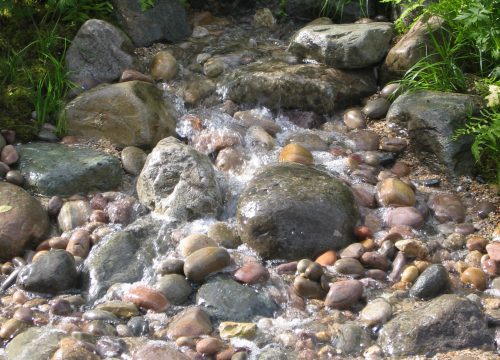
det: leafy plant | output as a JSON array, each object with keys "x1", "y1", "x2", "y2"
[{"x1": 320, "y1": 0, "x2": 370, "y2": 20}]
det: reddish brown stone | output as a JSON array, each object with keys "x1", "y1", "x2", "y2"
[{"x1": 123, "y1": 285, "x2": 170, "y2": 312}]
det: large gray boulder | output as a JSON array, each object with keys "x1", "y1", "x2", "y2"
[
  {"x1": 137, "y1": 137, "x2": 223, "y2": 220},
  {"x1": 289, "y1": 23, "x2": 393, "y2": 69},
  {"x1": 66, "y1": 19, "x2": 134, "y2": 90},
  {"x1": 237, "y1": 163, "x2": 358, "y2": 260},
  {"x1": 284, "y1": 0, "x2": 375, "y2": 23},
  {"x1": 17, "y1": 143, "x2": 121, "y2": 196},
  {"x1": 386, "y1": 90, "x2": 482, "y2": 177},
  {"x1": 112, "y1": 0, "x2": 191, "y2": 47},
  {"x1": 64, "y1": 81, "x2": 177, "y2": 148},
  {"x1": 220, "y1": 60, "x2": 376, "y2": 114},
  {"x1": 378, "y1": 294, "x2": 492, "y2": 356},
  {"x1": 0, "y1": 182, "x2": 49, "y2": 259},
  {"x1": 6, "y1": 327, "x2": 65, "y2": 360}
]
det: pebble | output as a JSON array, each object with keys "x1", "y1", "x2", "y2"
[
  {"x1": 196, "y1": 337, "x2": 223, "y2": 355},
  {"x1": 150, "y1": 51, "x2": 177, "y2": 80},
  {"x1": 315, "y1": 250, "x2": 337, "y2": 266},
  {"x1": 0, "y1": 318, "x2": 28, "y2": 339},
  {"x1": 156, "y1": 274, "x2": 192, "y2": 305},
  {"x1": 276, "y1": 261, "x2": 298, "y2": 274},
  {"x1": 204, "y1": 58, "x2": 225, "y2": 78},
  {"x1": 1, "y1": 144, "x2": 19, "y2": 165},
  {"x1": 443, "y1": 233, "x2": 466, "y2": 250},
  {"x1": 47, "y1": 196, "x2": 63, "y2": 217},
  {"x1": 279, "y1": 143, "x2": 313, "y2": 166},
  {"x1": 13, "y1": 307, "x2": 33, "y2": 323},
  {"x1": 234, "y1": 262, "x2": 270, "y2": 284},
  {"x1": 166, "y1": 307, "x2": 212, "y2": 339},
  {"x1": 184, "y1": 247, "x2": 231, "y2": 282},
  {"x1": 156, "y1": 258, "x2": 184, "y2": 275},
  {"x1": 304, "y1": 262, "x2": 323, "y2": 281},
  {"x1": 360, "y1": 299, "x2": 392, "y2": 326},
  {"x1": 380, "y1": 137, "x2": 407, "y2": 152},
  {"x1": 386, "y1": 207, "x2": 424, "y2": 228},
  {"x1": 486, "y1": 243, "x2": 500, "y2": 262},
  {"x1": 410, "y1": 264, "x2": 449, "y2": 299},
  {"x1": 66, "y1": 229, "x2": 91, "y2": 258},
  {"x1": 362, "y1": 98, "x2": 390, "y2": 119},
  {"x1": 343, "y1": 109, "x2": 366, "y2": 129},
  {"x1": 476, "y1": 201, "x2": 496, "y2": 219},
  {"x1": 340, "y1": 243, "x2": 365, "y2": 259},
  {"x1": 50, "y1": 299, "x2": 72, "y2": 316},
  {"x1": 127, "y1": 316, "x2": 149, "y2": 336},
  {"x1": 324, "y1": 280, "x2": 364, "y2": 309},
  {"x1": 179, "y1": 233, "x2": 217, "y2": 257},
  {"x1": 361, "y1": 251, "x2": 388, "y2": 270},
  {"x1": 380, "y1": 83, "x2": 400, "y2": 98},
  {"x1": 1, "y1": 130, "x2": 15, "y2": 144},
  {"x1": 348, "y1": 130, "x2": 380, "y2": 151},
  {"x1": 0, "y1": 161, "x2": 9, "y2": 178},
  {"x1": 95, "y1": 301, "x2": 139, "y2": 318},
  {"x1": 461, "y1": 267, "x2": 487, "y2": 290},
  {"x1": 219, "y1": 322, "x2": 257, "y2": 339},
  {"x1": 391, "y1": 161, "x2": 411, "y2": 177},
  {"x1": 395, "y1": 239, "x2": 429, "y2": 259},
  {"x1": 378, "y1": 178, "x2": 416, "y2": 207},
  {"x1": 334, "y1": 258, "x2": 365, "y2": 277},
  {"x1": 294, "y1": 276, "x2": 325, "y2": 300},
  {"x1": 454, "y1": 223, "x2": 475, "y2": 235},
  {"x1": 365, "y1": 269, "x2": 387, "y2": 281},
  {"x1": 401, "y1": 265, "x2": 419, "y2": 283},
  {"x1": 428, "y1": 193, "x2": 466, "y2": 223},
  {"x1": 6, "y1": 170, "x2": 24, "y2": 186},
  {"x1": 122, "y1": 285, "x2": 169, "y2": 312},
  {"x1": 121, "y1": 146, "x2": 147, "y2": 175},
  {"x1": 58, "y1": 199, "x2": 92, "y2": 232}
]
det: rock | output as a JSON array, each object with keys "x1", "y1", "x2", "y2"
[
  {"x1": 196, "y1": 337, "x2": 223, "y2": 355},
  {"x1": 377, "y1": 178, "x2": 416, "y2": 207},
  {"x1": 347, "y1": 130, "x2": 380, "y2": 151},
  {"x1": 121, "y1": 146, "x2": 147, "y2": 175},
  {"x1": 204, "y1": 58, "x2": 225, "y2": 78},
  {"x1": 378, "y1": 294, "x2": 491, "y2": 356},
  {"x1": 246, "y1": 126, "x2": 276, "y2": 150},
  {"x1": 183, "y1": 247, "x2": 230, "y2": 282},
  {"x1": 395, "y1": 239, "x2": 428, "y2": 259},
  {"x1": 5, "y1": 327, "x2": 65, "y2": 360},
  {"x1": 234, "y1": 110, "x2": 280, "y2": 136},
  {"x1": 208, "y1": 222, "x2": 241, "y2": 249},
  {"x1": 0, "y1": 319, "x2": 28, "y2": 340},
  {"x1": 380, "y1": 137, "x2": 407, "y2": 152},
  {"x1": 17, "y1": 143, "x2": 121, "y2": 196},
  {"x1": 64, "y1": 81, "x2": 177, "y2": 148},
  {"x1": 0, "y1": 182, "x2": 49, "y2": 259},
  {"x1": 360, "y1": 299, "x2": 392, "y2": 326},
  {"x1": 0, "y1": 161, "x2": 9, "y2": 177},
  {"x1": 293, "y1": 276, "x2": 325, "y2": 299},
  {"x1": 191, "y1": 128, "x2": 241, "y2": 155},
  {"x1": 237, "y1": 163, "x2": 358, "y2": 260},
  {"x1": 179, "y1": 233, "x2": 217, "y2": 257},
  {"x1": 156, "y1": 258, "x2": 184, "y2": 275},
  {"x1": 409, "y1": 264, "x2": 448, "y2": 299},
  {"x1": 17, "y1": 250, "x2": 78, "y2": 294},
  {"x1": 315, "y1": 250, "x2": 337, "y2": 266},
  {"x1": 66, "y1": 230, "x2": 91, "y2": 258},
  {"x1": 66, "y1": 19, "x2": 133, "y2": 90},
  {"x1": 96, "y1": 301, "x2": 139, "y2": 318},
  {"x1": 5, "y1": 170, "x2": 24, "y2": 186},
  {"x1": 132, "y1": 342, "x2": 190, "y2": 360},
  {"x1": 156, "y1": 274, "x2": 192, "y2": 305},
  {"x1": 401, "y1": 265, "x2": 419, "y2": 283},
  {"x1": 112, "y1": 0, "x2": 191, "y2": 47},
  {"x1": 486, "y1": 243, "x2": 500, "y2": 262},
  {"x1": 47, "y1": 196, "x2": 63, "y2": 217},
  {"x1": 282, "y1": 110, "x2": 322, "y2": 129},
  {"x1": 477, "y1": 201, "x2": 496, "y2": 219},
  {"x1": 122, "y1": 285, "x2": 170, "y2": 312},
  {"x1": 428, "y1": 193, "x2": 466, "y2": 223},
  {"x1": 166, "y1": 307, "x2": 212, "y2": 339},
  {"x1": 120, "y1": 69, "x2": 154, "y2": 83},
  {"x1": 196, "y1": 277, "x2": 279, "y2": 322},
  {"x1": 279, "y1": 143, "x2": 313, "y2": 166},
  {"x1": 234, "y1": 262, "x2": 270, "y2": 284},
  {"x1": 333, "y1": 258, "x2": 365, "y2": 277},
  {"x1": 466, "y1": 236, "x2": 488, "y2": 252},
  {"x1": 84, "y1": 216, "x2": 164, "y2": 301},
  {"x1": 137, "y1": 137, "x2": 222, "y2": 219},
  {"x1": 289, "y1": 23, "x2": 393, "y2": 69},
  {"x1": 219, "y1": 322, "x2": 257, "y2": 339},
  {"x1": 386, "y1": 90, "x2": 482, "y2": 177},
  {"x1": 381, "y1": 16, "x2": 443, "y2": 82},
  {"x1": 1, "y1": 144, "x2": 19, "y2": 165},
  {"x1": 343, "y1": 108, "x2": 366, "y2": 129},
  {"x1": 340, "y1": 243, "x2": 364, "y2": 259},
  {"x1": 336, "y1": 323, "x2": 371, "y2": 355},
  {"x1": 325, "y1": 279, "x2": 364, "y2": 309},
  {"x1": 150, "y1": 51, "x2": 177, "y2": 80},
  {"x1": 57, "y1": 199, "x2": 92, "y2": 232},
  {"x1": 460, "y1": 267, "x2": 487, "y2": 290},
  {"x1": 221, "y1": 60, "x2": 376, "y2": 114},
  {"x1": 254, "y1": 8, "x2": 276, "y2": 28},
  {"x1": 386, "y1": 207, "x2": 424, "y2": 228},
  {"x1": 360, "y1": 251, "x2": 388, "y2": 270}
]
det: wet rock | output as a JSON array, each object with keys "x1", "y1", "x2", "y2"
[
  {"x1": 5, "y1": 327, "x2": 65, "y2": 360},
  {"x1": 95, "y1": 301, "x2": 139, "y2": 318},
  {"x1": 386, "y1": 207, "x2": 424, "y2": 228},
  {"x1": 360, "y1": 251, "x2": 388, "y2": 270},
  {"x1": 1, "y1": 144, "x2": 18, "y2": 165},
  {"x1": 234, "y1": 262, "x2": 269, "y2": 284},
  {"x1": 486, "y1": 243, "x2": 500, "y2": 262},
  {"x1": 122, "y1": 285, "x2": 169, "y2": 312},
  {"x1": 137, "y1": 137, "x2": 223, "y2": 219},
  {"x1": 57, "y1": 199, "x2": 92, "y2": 232},
  {"x1": 191, "y1": 128, "x2": 241, "y2": 155},
  {"x1": 428, "y1": 193, "x2": 466, "y2": 223},
  {"x1": 156, "y1": 274, "x2": 192, "y2": 305},
  {"x1": 204, "y1": 58, "x2": 225, "y2": 78},
  {"x1": 216, "y1": 147, "x2": 245, "y2": 173},
  {"x1": 343, "y1": 109, "x2": 366, "y2": 129},
  {"x1": 380, "y1": 83, "x2": 400, "y2": 98},
  {"x1": 246, "y1": 126, "x2": 276, "y2": 150},
  {"x1": 237, "y1": 163, "x2": 358, "y2": 260},
  {"x1": 112, "y1": 0, "x2": 191, "y2": 47},
  {"x1": 477, "y1": 201, "x2": 496, "y2": 219},
  {"x1": 66, "y1": 19, "x2": 133, "y2": 90},
  {"x1": 391, "y1": 161, "x2": 411, "y2": 177},
  {"x1": 127, "y1": 316, "x2": 149, "y2": 336},
  {"x1": 377, "y1": 178, "x2": 416, "y2": 207},
  {"x1": 234, "y1": 110, "x2": 279, "y2": 136},
  {"x1": 0, "y1": 161, "x2": 9, "y2": 177},
  {"x1": 395, "y1": 239, "x2": 428, "y2": 259},
  {"x1": 387, "y1": 90, "x2": 482, "y2": 177},
  {"x1": 336, "y1": 323, "x2": 371, "y2": 355},
  {"x1": 289, "y1": 23, "x2": 393, "y2": 69},
  {"x1": 47, "y1": 196, "x2": 63, "y2": 217},
  {"x1": 183, "y1": 78, "x2": 216, "y2": 105},
  {"x1": 284, "y1": 132, "x2": 329, "y2": 152},
  {"x1": 362, "y1": 98, "x2": 390, "y2": 119},
  {"x1": 254, "y1": 8, "x2": 276, "y2": 28},
  {"x1": 378, "y1": 294, "x2": 491, "y2": 356},
  {"x1": 208, "y1": 222, "x2": 241, "y2": 249},
  {"x1": 120, "y1": 69, "x2": 154, "y2": 83},
  {"x1": 315, "y1": 250, "x2": 337, "y2": 266},
  {"x1": 325, "y1": 279, "x2": 364, "y2": 309},
  {"x1": 156, "y1": 258, "x2": 184, "y2": 275},
  {"x1": 66, "y1": 229, "x2": 91, "y2": 258},
  {"x1": 6, "y1": 170, "x2": 24, "y2": 186},
  {"x1": 196, "y1": 277, "x2": 279, "y2": 322},
  {"x1": 283, "y1": 110, "x2": 322, "y2": 129},
  {"x1": 294, "y1": 276, "x2": 325, "y2": 300},
  {"x1": 380, "y1": 137, "x2": 407, "y2": 153},
  {"x1": 132, "y1": 341, "x2": 190, "y2": 360},
  {"x1": 401, "y1": 265, "x2": 419, "y2": 283},
  {"x1": 219, "y1": 322, "x2": 257, "y2": 339},
  {"x1": 121, "y1": 146, "x2": 147, "y2": 175},
  {"x1": 150, "y1": 51, "x2": 178, "y2": 80},
  {"x1": 166, "y1": 307, "x2": 212, "y2": 339},
  {"x1": 360, "y1": 299, "x2": 392, "y2": 326},
  {"x1": 179, "y1": 233, "x2": 217, "y2": 257},
  {"x1": 96, "y1": 337, "x2": 125, "y2": 358},
  {"x1": 279, "y1": 143, "x2": 313, "y2": 166},
  {"x1": 352, "y1": 184, "x2": 377, "y2": 208},
  {"x1": 347, "y1": 130, "x2": 380, "y2": 151},
  {"x1": 64, "y1": 81, "x2": 177, "y2": 148},
  {"x1": 409, "y1": 264, "x2": 448, "y2": 299},
  {"x1": 0, "y1": 182, "x2": 49, "y2": 259},
  {"x1": 0, "y1": 319, "x2": 28, "y2": 340},
  {"x1": 334, "y1": 258, "x2": 365, "y2": 277},
  {"x1": 196, "y1": 336, "x2": 223, "y2": 355},
  {"x1": 461, "y1": 267, "x2": 487, "y2": 290},
  {"x1": 340, "y1": 243, "x2": 364, "y2": 259},
  {"x1": 17, "y1": 250, "x2": 78, "y2": 294},
  {"x1": 221, "y1": 60, "x2": 376, "y2": 114},
  {"x1": 184, "y1": 247, "x2": 230, "y2": 282}
]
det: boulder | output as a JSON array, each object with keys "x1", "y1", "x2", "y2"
[
  {"x1": 237, "y1": 163, "x2": 358, "y2": 260},
  {"x1": 220, "y1": 60, "x2": 376, "y2": 114},
  {"x1": 17, "y1": 143, "x2": 121, "y2": 196},
  {"x1": 17, "y1": 250, "x2": 79, "y2": 294},
  {"x1": 0, "y1": 182, "x2": 49, "y2": 259},
  {"x1": 5, "y1": 327, "x2": 65, "y2": 360},
  {"x1": 386, "y1": 90, "x2": 482, "y2": 177},
  {"x1": 66, "y1": 19, "x2": 134, "y2": 90},
  {"x1": 137, "y1": 137, "x2": 222, "y2": 220},
  {"x1": 284, "y1": 0, "x2": 375, "y2": 23},
  {"x1": 64, "y1": 81, "x2": 177, "y2": 148},
  {"x1": 289, "y1": 23, "x2": 393, "y2": 69},
  {"x1": 112, "y1": 0, "x2": 191, "y2": 47},
  {"x1": 378, "y1": 294, "x2": 492, "y2": 356}
]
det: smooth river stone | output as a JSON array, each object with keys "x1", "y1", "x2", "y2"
[
  {"x1": 409, "y1": 264, "x2": 449, "y2": 299},
  {"x1": 395, "y1": 239, "x2": 429, "y2": 259},
  {"x1": 360, "y1": 251, "x2": 388, "y2": 270},
  {"x1": 219, "y1": 322, "x2": 257, "y2": 339},
  {"x1": 386, "y1": 207, "x2": 424, "y2": 228},
  {"x1": 325, "y1": 280, "x2": 364, "y2": 309},
  {"x1": 360, "y1": 299, "x2": 392, "y2": 326},
  {"x1": 95, "y1": 301, "x2": 139, "y2": 318},
  {"x1": 156, "y1": 274, "x2": 192, "y2": 305},
  {"x1": 460, "y1": 267, "x2": 487, "y2": 290},
  {"x1": 377, "y1": 178, "x2": 415, "y2": 207},
  {"x1": 1, "y1": 145, "x2": 19, "y2": 165},
  {"x1": 121, "y1": 146, "x2": 147, "y2": 175},
  {"x1": 183, "y1": 247, "x2": 230, "y2": 282},
  {"x1": 166, "y1": 307, "x2": 212, "y2": 339},
  {"x1": 347, "y1": 130, "x2": 380, "y2": 151},
  {"x1": 294, "y1": 276, "x2": 325, "y2": 300},
  {"x1": 340, "y1": 243, "x2": 365, "y2": 259},
  {"x1": 196, "y1": 337, "x2": 223, "y2": 355},
  {"x1": 234, "y1": 262, "x2": 270, "y2": 284},
  {"x1": 57, "y1": 200, "x2": 92, "y2": 232},
  {"x1": 150, "y1": 51, "x2": 177, "y2": 80},
  {"x1": 362, "y1": 98, "x2": 390, "y2": 119},
  {"x1": 122, "y1": 285, "x2": 170, "y2": 312},
  {"x1": 428, "y1": 193, "x2": 466, "y2": 223},
  {"x1": 132, "y1": 342, "x2": 190, "y2": 360},
  {"x1": 66, "y1": 229, "x2": 91, "y2": 258},
  {"x1": 179, "y1": 233, "x2": 217, "y2": 257},
  {"x1": 333, "y1": 258, "x2": 365, "y2": 277},
  {"x1": 486, "y1": 243, "x2": 500, "y2": 262}
]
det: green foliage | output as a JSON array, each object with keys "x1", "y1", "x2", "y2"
[
  {"x1": 139, "y1": 0, "x2": 156, "y2": 11},
  {"x1": 320, "y1": 0, "x2": 370, "y2": 19}
]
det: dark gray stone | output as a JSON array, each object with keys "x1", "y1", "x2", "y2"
[
  {"x1": 386, "y1": 90, "x2": 483, "y2": 177},
  {"x1": 409, "y1": 264, "x2": 449, "y2": 299},
  {"x1": 220, "y1": 60, "x2": 376, "y2": 114},
  {"x1": 5, "y1": 327, "x2": 65, "y2": 360},
  {"x1": 112, "y1": 0, "x2": 191, "y2": 47},
  {"x1": 237, "y1": 163, "x2": 358, "y2": 260},
  {"x1": 137, "y1": 137, "x2": 223, "y2": 220},
  {"x1": 196, "y1": 277, "x2": 279, "y2": 322},
  {"x1": 17, "y1": 250, "x2": 79, "y2": 294},
  {"x1": 66, "y1": 19, "x2": 133, "y2": 90},
  {"x1": 378, "y1": 294, "x2": 492, "y2": 356},
  {"x1": 17, "y1": 143, "x2": 122, "y2": 196}
]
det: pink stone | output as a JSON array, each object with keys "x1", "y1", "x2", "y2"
[{"x1": 234, "y1": 262, "x2": 270, "y2": 284}]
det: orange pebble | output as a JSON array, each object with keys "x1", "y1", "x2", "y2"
[{"x1": 315, "y1": 250, "x2": 337, "y2": 266}]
